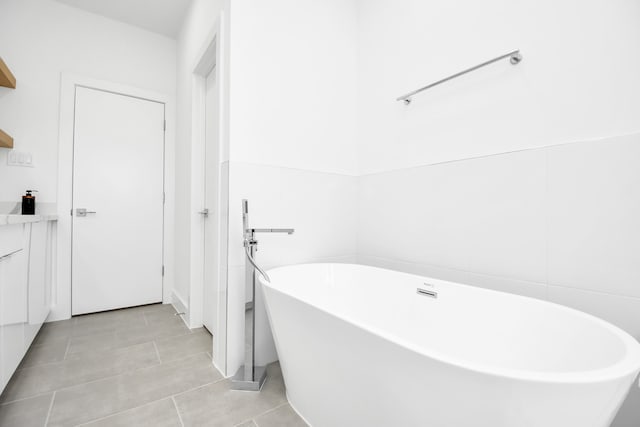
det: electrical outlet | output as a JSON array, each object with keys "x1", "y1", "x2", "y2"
[{"x1": 7, "y1": 150, "x2": 34, "y2": 167}]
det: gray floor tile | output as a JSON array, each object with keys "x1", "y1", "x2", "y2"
[
  {"x1": 19, "y1": 340, "x2": 68, "y2": 368},
  {"x1": 73, "y1": 309, "x2": 147, "y2": 337},
  {"x1": 0, "y1": 342, "x2": 159, "y2": 403},
  {"x1": 48, "y1": 353, "x2": 222, "y2": 427},
  {"x1": 236, "y1": 421, "x2": 258, "y2": 427},
  {"x1": 67, "y1": 316, "x2": 190, "y2": 356},
  {"x1": 143, "y1": 306, "x2": 182, "y2": 326},
  {"x1": 80, "y1": 398, "x2": 182, "y2": 427},
  {"x1": 34, "y1": 305, "x2": 168, "y2": 349},
  {"x1": 32, "y1": 320, "x2": 74, "y2": 347},
  {"x1": 155, "y1": 329, "x2": 212, "y2": 363},
  {"x1": 65, "y1": 330, "x2": 120, "y2": 356},
  {"x1": 139, "y1": 303, "x2": 178, "y2": 314},
  {"x1": 0, "y1": 393, "x2": 53, "y2": 427},
  {"x1": 254, "y1": 404, "x2": 308, "y2": 427},
  {"x1": 174, "y1": 363, "x2": 287, "y2": 427}
]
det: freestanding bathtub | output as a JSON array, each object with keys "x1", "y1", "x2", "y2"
[{"x1": 260, "y1": 264, "x2": 640, "y2": 427}]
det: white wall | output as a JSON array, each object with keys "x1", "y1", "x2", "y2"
[
  {"x1": 229, "y1": 0, "x2": 358, "y2": 174},
  {"x1": 0, "y1": 0, "x2": 176, "y2": 203},
  {"x1": 224, "y1": 0, "x2": 359, "y2": 375},
  {"x1": 0, "y1": 0, "x2": 177, "y2": 320},
  {"x1": 355, "y1": 1, "x2": 640, "y2": 425},
  {"x1": 356, "y1": 0, "x2": 640, "y2": 174}
]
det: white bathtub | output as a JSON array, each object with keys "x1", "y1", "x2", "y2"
[{"x1": 260, "y1": 264, "x2": 640, "y2": 427}]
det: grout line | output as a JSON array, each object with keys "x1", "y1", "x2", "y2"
[
  {"x1": 239, "y1": 402, "x2": 290, "y2": 427},
  {"x1": 152, "y1": 341, "x2": 162, "y2": 364},
  {"x1": 17, "y1": 337, "x2": 166, "y2": 372},
  {"x1": 170, "y1": 377, "x2": 225, "y2": 400},
  {"x1": 253, "y1": 401, "x2": 289, "y2": 419},
  {"x1": 3, "y1": 351, "x2": 217, "y2": 405},
  {"x1": 142, "y1": 311, "x2": 149, "y2": 326},
  {"x1": 360, "y1": 254, "x2": 547, "y2": 287},
  {"x1": 171, "y1": 396, "x2": 185, "y2": 427},
  {"x1": 0, "y1": 358, "x2": 162, "y2": 406},
  {"x1": 43, "y1": 391, "x2": 56, "y2": 426},
  {"x1": 63, "y1": 338, "x2": 71, "y2": 360},
  {"x1": 73, "y1": 377, "x2": 226, "y2": 425},
  {"x1": 63, "y1": 326, "x2": 192, "y2": 361},
  {"x1": 363, "y1": 254, "x2": 640, "y2": 303},
  {"x1": 546, "y1": 282, "x2": 640, "y2": 301},
  {"x1": 74, "y1": 397, "x2": 171, "y2": 427},
  {"x1": 356, "y1": 131, "x2": 640, "y2": 177}
]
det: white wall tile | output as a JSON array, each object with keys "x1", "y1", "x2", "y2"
[
  {"x1": 548, "y1": 134, "x2": 640, "y2": 298},
  {"x1": 463, "y1": 272, "x2": 548, "y2": 301},
  {"x1": 357, "y1": 255, "x2": 470, "y2": 285},
  {"x1": 547, "y1": 285, "x2": 640, "y2": 341},
  {"x1": 226, "y1": 162, "x2": 358, "y2": 373},
  {"x1": 358, "y1": 255, "x2": 548, "y2": 301},
  {"x1": 358, "y1": 165, "x2": 472, "y2": 271},
  {"x1": 228, "y1": 162, "x2": 358, "y2": 269},
  {"x1": 358, "y1": 149, "x2": 546, "y2": 283},
  {"x1": 463, "y1": 150, "x2": 546, "y2": 283}
]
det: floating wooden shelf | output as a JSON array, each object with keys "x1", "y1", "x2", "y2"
[
  {"x1": 0, "y1": 57, "x2": 16, "y2": 148},
  {"x1": 0, "y1": 129, "x2": 13, "y2": 149},
  {"x1": 0, "y1": 57, "x2": 16, "y2": 89}
]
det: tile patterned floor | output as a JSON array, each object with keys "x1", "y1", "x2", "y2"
[{"x1": 0, "y1": 304, "x2": 307, "y2": 427}]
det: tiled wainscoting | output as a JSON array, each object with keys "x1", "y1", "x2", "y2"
[
  {"x1": 0, "y1": 304, "x2": 306, "y2": 427},
  {"x1": 357, "y1": 133, "x2": 640, "y2": 426},
  {"x1": 226, "y1": 161, "x2": 358, "y2": 375}
]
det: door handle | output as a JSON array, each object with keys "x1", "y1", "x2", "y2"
[
  {"x1": 198, "y1": 208, "x2": 210, "y2": 217},
  {"x1": 76, "y1": 208, "x2": 97, "y2": 217}
]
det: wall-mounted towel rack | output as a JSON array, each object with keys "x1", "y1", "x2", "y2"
[{"x1": 397, "y1": 49, "x2": 522, "y2": 105}]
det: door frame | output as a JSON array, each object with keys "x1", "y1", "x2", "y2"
[
  {"x1": 188, "y1": 13, "x2": 229, "y2": 374},
  {"x1": 55, "y1": 74, "x2": 173, "y2": 321}
]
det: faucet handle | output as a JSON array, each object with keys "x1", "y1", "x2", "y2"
[{"x1": 251, "y1": 228, "x2": 295, "y2": 235}]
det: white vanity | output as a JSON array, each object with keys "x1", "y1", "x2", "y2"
[{"x1": 0, "y1": 214, "x2": 57, "y2": 393}]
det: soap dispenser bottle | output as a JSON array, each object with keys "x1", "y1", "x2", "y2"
[{"x1": 22, "y1": 190, "x2": 37, "y2": 215}]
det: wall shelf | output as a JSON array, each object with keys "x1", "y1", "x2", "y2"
[
  {"x1": 0, "y1": 57, "x2": 16, "y2": 148},
  {"x1": 0, "y1": 129, "x2": 13, "y2": 149},
  {"x1": 0, "y1": 58, "x2": 16, "y2": 89}
]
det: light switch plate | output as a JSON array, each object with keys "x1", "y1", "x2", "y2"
[{"x1": 7, "y1": 150, "x2": 34, "y2": 167}]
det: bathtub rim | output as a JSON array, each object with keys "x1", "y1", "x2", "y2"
[{"x1": 260, "y1": 263, "x2": 640, "y2": 386}]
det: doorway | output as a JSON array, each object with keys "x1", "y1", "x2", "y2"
[
  {"x1": 202, "y1": 64, "x2": 220, "y2": 334},
  {"x1": 189, "y1": 21, "x2": 228, "y2": 373},
  {"x1": 71, "y1": 86, "x2": 165, "y2": 315}
]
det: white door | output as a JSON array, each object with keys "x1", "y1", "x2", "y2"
[
  {"x1": 72, "y1": 87, "x2": 165, "y2": 315},
  {"x1": 203, "y1": 66, "x2": 220, "y2": 333}
]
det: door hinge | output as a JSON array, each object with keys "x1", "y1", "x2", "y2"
[{"x1": 162, "y1": 265, "x2": 165, "y2": 276}]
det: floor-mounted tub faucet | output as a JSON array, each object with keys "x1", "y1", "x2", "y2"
[{"x1": 231, "y1": 199, "x2": 294, "y2": 392}]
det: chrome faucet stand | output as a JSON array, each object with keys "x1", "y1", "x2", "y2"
[{"x1": 231, "y1": 200, "x2": 293, "y2": 391}]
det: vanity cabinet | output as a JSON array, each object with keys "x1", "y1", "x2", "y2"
[
  {"x1": 0, "y1": 219, "x2": 56, "y2": 392},
  {"x1": 0, "y1": 224, "x2": 28, "y2": 391}
]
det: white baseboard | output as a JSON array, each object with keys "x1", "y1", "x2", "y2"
[{"x1": 171, "y1": 290, "x2": 189, "y2": 328}]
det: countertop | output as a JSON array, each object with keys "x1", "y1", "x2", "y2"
[{"x1": 0, "y1": 214, "x2": 59, "y2": 226}]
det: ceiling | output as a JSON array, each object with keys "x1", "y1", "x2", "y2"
[{"x1": 54, "y1": 0, "x2": 192, "y2": 38}]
